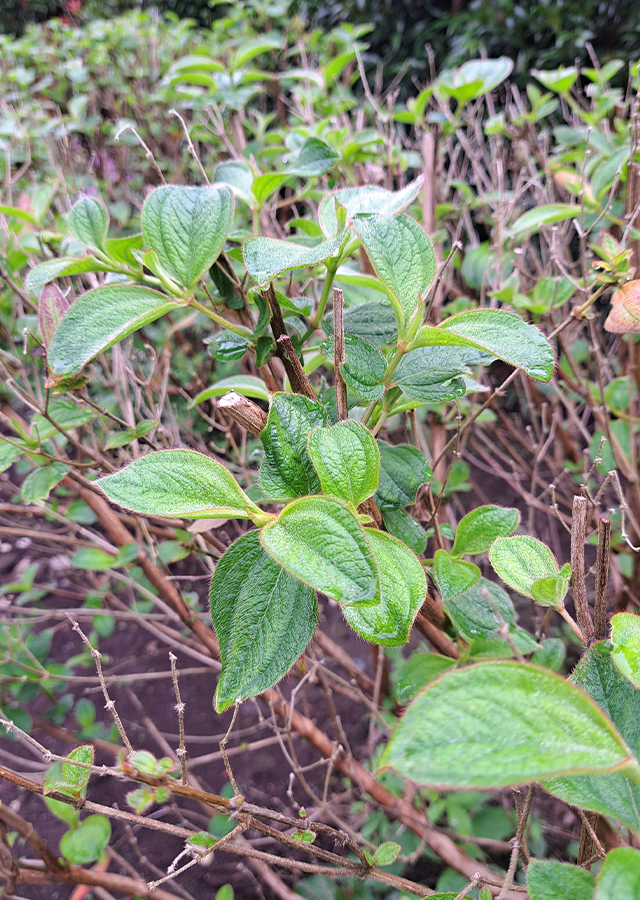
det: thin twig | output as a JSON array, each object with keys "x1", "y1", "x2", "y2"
[
  {"x1": 169, "y1": 652, "x2": 188, "y2": 784},
  {"x1": 570, "y1": 496, "x2": 594, "y2": 644},
  {"x1": 594, "y1": 515, "x2": 611, "y2": 641}
]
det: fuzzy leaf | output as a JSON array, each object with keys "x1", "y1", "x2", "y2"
[
  {"x1": 308, "y1": 420, "x2": 379, "y2": 507},
  {"x1": 259, "y1": 394, "x2": 327, "y2": 500},
  {"x1": 375, "y1": 441, "x2": 432, "y2": 510},
  {"x1": 68, "y1": 196, "x2": 109, "y2": 251}
]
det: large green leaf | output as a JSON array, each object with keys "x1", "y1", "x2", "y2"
[
  {"x1": 260, "y1": 496, "x2": 379, "y2": 606},
  {"x1": 412, "y1": 309, "x2": 555, "y2": 382},
  {"x1": 451, "y1": 505, "x2": 520, "y2": 557},
  {"x1": 210, "y1": 531, "x2": 317, "y2": 712},
  {"x1": 545, "y1": 642, "x2": 640, "y2": 833},
  {"x1": 97, "y1": 449, "x2": 262, "y2": 520},
  {"x1": 342, "y1": 529, "x2": 426, "y2": 645},
  {"x1": 443, "y1": 578, "x2": 516, "y2": 642},
  {"x1": 380, "y1": 661, "x2": 637, "y2": 789},
  {"x1": 610, "y1": 613, "x2": 640, "y2": 689},
  {"x1": 47, "y1": 284, "x2": 184, "y2": 377},
  {"x1": 259, "y1": 394, "x2": 327, "y2": 500},
  {"x1": 308, "y1": 420, "x2": 379, "y2": 507},
  {"x1": 323, "y1": 334, "x2": 386, "y2": 401},
  {"x1": 60, "y1": 815, "x2": 111, "y2": 865},
  {"x1": 595, "y1": 848, "x2": 640, "y2": 898},
  {"x1": 351, "y1": 214, "x2": 436, "y2": 329},
  {"x1": 393, "y1": 346, "x2": 477, "y2": 403},
  {"x1": 243, "y1": 233, "x2": 345, "y2": 287},
  {"x1": 323, "y1": 299, "x2": 397, "y2": 348},
  {"x1": 318, "y1": 177, "x2": 423, "y2": 238},
  {"x1": 68, "y1": 197, "x2": 109, "y2": 251},
  {"x1": 381, "y1": 508, "x2": 426, "y2": 555},
  {"x1": 142, "y1": 185, "x2": 234, "y2": 290},
  {"x1": 527, "y1": 859, "x2": 595, "y2": 900},
  {"x1": 375, "y1": 441, "x2": 432, "y2": 510},
  {"x1": 489, "y1": 535, "x2": 561, "y2": 599}
]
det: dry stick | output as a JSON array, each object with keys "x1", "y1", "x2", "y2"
[
  {"x1": 6, "y1": 863, "x2": 185, "y2": 900},
  {"x1": 220, "y1": 705, "x2": 242, "y2": 798},
  {"x1": 594, "y1": 516, "x2": 611, "y2": 641},
  {"x1": 263, "y1": 284, "x2": 315, "y2": 399},
  {"x1": 333, "y1": 286, "x2": 349, "y2": 421},
  {"x1": 570, "y1": 496, "x2": 595, "y2": 645},
  {"x1": 169, "y1": 652, "x2": 188, "y2": 785},
  {"x1": 0, "y1": 798, "x2": 65, "y2": 874},
  {"x1": 498, "y1": 785, "x2": 535, "y2": 900},
  {"x1": 219, "y1": 391, "x2": 268, "y2": 436}
]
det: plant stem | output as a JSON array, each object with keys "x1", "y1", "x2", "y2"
[
  {"x1": 310, "y1": 258, "x2": 338, "y2": 330},
  {"x1": 189, "y1": 298, "x2": 252, "y2": 338}
]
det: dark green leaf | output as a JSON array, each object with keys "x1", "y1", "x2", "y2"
[
  {"x1": 443, "y1": 578, "x2": 516, "y2": 642},
  {"x1": 324, "y1": 334, "x2": 386, "y2": 401},
  {"x1": 451, "y1": 505, "x2": 520, "y2": 557},
  {"x1": 393, "y1": 346, "x2": 477, "y2": 403},
  {"x1": 324, "y1": 299, "x2": 397, "y2": 348},
  {"x1": 381, "y1": 509, "x2": 427, "y2": 555},
  {"x1": 259, "y1": 393, "x2": 327, "y2": 500},
  {"x1": 308, "y1": 420, "x2": 379, "y2": 507},
  {"x1": 243, "y1": 233, "x2": 345, "y2": 288},
  {"x1": 288, "y1": 137, "x2": 340, "y2": 177},
  {"x1": 375, "y1": 441, "x2": 432, "y2": 510},
  {"x1": 395, "y1": 653, "x2": 457, "y2": 704},
  {"x1": 206, "y1": 331, "x2": 249, "y2": 360}
]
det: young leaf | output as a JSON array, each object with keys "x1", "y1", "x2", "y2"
[
  {"x1": 260, "y1": 496, "x2": 379, "y2": 606},
  {"x1": 308, "y1": 420, "x2": 379, "y2": 507},
  {"x1": 443, "y1": 578, "x2": 516, "y2": 642},
  {"x1": 610, "y1": 613, "x2": 640, "y2": 688},
  {"x1": 595, "y1": 848, "x2": 640, "y2": 898},
  {"x1": 288, "y1": 137, "x2": 340, "y2": 177},
  {"x1": 68, "y1": 196, "x2": 109, "y2": 251},
  {"x1": 395, "y1": 653, "x2": 456, "y2": 704},
  {"x1": 60, "y1": 814, "x2": 111, "y2": 865},
  {"x1": 210, "y1": 531, "x2": 317, "y2": 712},
  {"x1": 97, "y1": 449, "x2": 262, "y2": 520},
  {"x1": 507, "y1": 203, "x2": 580, "y2": 237},
  {"x1": 243, "y1": 233, "x2": 345, "y2": 287},
  {"x1": 26, "y1": 256, "x2": 114, "y2": 292},
  {"x1": 21, "y1": 462, "x2": 69, "y2": 504},
  {"x1": 451, "y1": 506, "x2": 520, "y2": 557},
  {"x1": 375, "y1": 441, "x2": 432, "y2": 510},
  {"x1": 412, "y1": 309, "x2": 555, "y2": 383},
  {"x1": 434, "y1": 550, "x2": 481, "y2": 601},
  {"x1": 351, "y1": 214, "x2": 436, "y2": 330},
  {"x1": 380, "y1": 662, "x2": 636, "y2": 789},
  {"x1": 318, "y1": 177, "x2": 423, "y2": 239},
  {"x1": 489, "y1": 535, "x2": 560, "y2": 599},
  {"x1": 142, "y1": 185, "x2": 234, "y2": 290},
  {"x1": 252, "y1": 173, "x2": 292, "y2": 207},
  {"x1": 61, "y1": 745, "x2": 94, "y2": 796},
  {"x1": 531, "y1": 573, "x2": 570, "y2": 609},
  {"x1": 259, "y1": 393, "x2": 327, "y2": 500},
  {"x1": 372, "y1": 841, "x2": 401, "y2": 866},
  {"x1": 527, "y1": 859, "x2": 595, "y2": 900},
  {"x1": 545, "y1": 642, "x2": 640, "y2": 833},
  {"x1": 343, "y1": 529, "x2": 426, "y2": 645},
  {"x1": 381, "y1": 509, "x2": 427, "y2": 555},
  {"x1": 47, "y1": 284, "x2": 186, "y2": 377},
  {"x1": 191, "y1": 375, "x2": 270, "y2": 406}
]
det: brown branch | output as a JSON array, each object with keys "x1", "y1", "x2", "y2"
[
  {"x1": 219, "y1": 391, "x2": 268, "y2": 437},
  {"x1": 6, "y1": 862, "x2": 185, "y2": 900},
  {"x1": 276, "y1": 334, "x2": 316, "y2": 400},
  {"x1": 570, "y1": 496, "x2": 594, "y2": 644},
  {"x1": 332, "y1": 286, "x2": 348, "y2": 420},
  {"x1": 594, "y1": 515, "x2": 610, "y2": 641},
  {"x1": 0, "y1": 800, "x2": 65, "y2": 874}
]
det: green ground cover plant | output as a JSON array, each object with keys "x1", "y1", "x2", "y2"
[{"x1": 2, "y1": 9, "x2": 640, "y2": 899}]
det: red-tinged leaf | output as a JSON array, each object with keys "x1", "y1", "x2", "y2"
[
  {"x1": 605, "y1": 281, "x2": 640, "y2": 334},
  {"x1": 39, "y1": 284, "x2": 70, "y2": 350}
]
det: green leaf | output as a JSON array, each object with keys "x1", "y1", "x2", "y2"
[
  {"x1": 489, "y1": 535, "x2": 561, "y2": 599},
  {"x1": 61, "y1": 745, "x2": 94, "y2": 796},
  {"x1": 323, "y1": 334, "x2": 386, "y2": 401},
  {"x1": 38, "y1": 283, "x2": 69, "y2": 349},
  {"x1": 531, "y1": 67, "x2": 578, "y2": 94},
  {"x1": 396, "y1": 653, "x2": 456, "y2": 704},
  {"x1": 381, "y1": 509, "x2": 427, "y2": 555},
  {"x1": 191, "y1": 375, "x2": 269, "y2": 406},
  {"x1": 375, "y1": 441, "x2": 432, "y2": 510},
  {"x1": 351, "y1": 214, "x2": 436, "y2": 330},
  {"x1": 434, "y1": 550, "x2": 480, "y2": 601},
  {"x1": 0, "y1": 204, "x2": 37, "y2": 225},
  {"x1": 26, "y1": 256, "x2": 114, "y2": 291},
  {"x1": 595, "y1": 848, "x2": 640, "y2": 898},
  {"x1": 545, "y1": 642, "x2": 640, "y2": 833},
  {"x1": 531, "y1": 573, "x2": 570, "y2": 609},
  {"x1": 324, "y1": 299, "x2": 397, "y2": 348},
  {"x1": 71, "y1": 548, "x2": 119, "y2": 571},
  {"x1": 30, "y1": 398, "x2": 98, "y2": 440},
  {"x1": 188, "y1": 832, "x2": 217, "y2": 850},
  {"x1": 343, "y1": 529, "x2": 426, "y2": 645},
  {"x1": 0, "y1": 439, "x2": 22, "y2": 474},
  {"x1": 380, "y1": 661, "x2": 636, "y2": 789},
  {"x1": 206, "y1": 331, "x2": 249, "y2": 361},
  {"x1": 142, "y1": 185, "x2": 234, "y2": 290},
  {"x1": 47, "y1": 284, "x2": 185, "y2": 377},
  {"x1": 243, "y1": 233, "x2": 345, "y2": 287},
  {"x1": 412, "y1": 309, "x2": 555, "y2": 382},
  {"x1": 527, "y1": 859, "x2": 595, "y2": 900},
  {"x1": 21, "y1": 462, "x2": 69, "y2": 504},
  {"x1": 289, "y1": 137, "x2": 339, "y2": 177},
  {"x1": 308, "y1": 420, "x2": 379, "y2": 507},
  {"x1": 531, "y1": 638, "x2": 566, "y2": 672},
  {"x1": 443, "y1": 578, "x2": 516, "y2": 642},
  {"x1": 97, "y1": 449, "x2": 262, "y2": 520},
  {"x1": 44, "y1": 796, "x2": 80, "y2": 829},
  {"x1": 393, "y1": 346, "x2": 478, "y2": 403},
  {"x1": 372, "y1": 841, "x2": 401, "y2": 866},
  {"x1": 104, "y1": 233, "x2": 143, "y2": 267},
  {"x1": 318, "y1": 177, "x2": 423, "y2": 239},
  {"x1": 260, "y1": 496, "x2": 379, "y2": 606},
  {"x1": 215, "y1": 159, "x2": 254, "y2": 205},
  {"x1": 252, "y1": 173, "x2": 292, "y2": 206},
  {"x1": 259, "y1": 393, "x2": 327, "y2": 501},
  {"x1": 68, "y1": 197, "x2": 109, "y2": 251},
  {"x1": 210, "y1": 531, "x2": 317, "y2": 712},
  {"x1": 508, "y1": 203, "x2": 579, "y2": 238},
  {"x1": 451, "y1": 506, "x2": 520, "y2": 557},
  {"x1": 60, "y1": 814, "x2": 111, "y2": 865},
  {"x1": 611, "y1": 613, "x2": 640, "y2": 688}
]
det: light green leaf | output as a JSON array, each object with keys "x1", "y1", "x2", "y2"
[
  {"x1": 531, "y1": 573, "x2": 570, "y2": 609},
  {"x1": 395, "y1": 653, "x2": 456, "y2": 704},
  {"x1": 434, "y1": 550, "x2": 480, "y2": 601},
  {"x1": 343, "y1": 529, "x2": 426, "y2": 645},
  {"x1": 234, "y1": 34, "x2": 282, "y2": 68},
  {"x1": 308, "y1": 420, "x2": 379, "y2": 507},
  {"x1": 142, "y1": 185, "x2": 234, "y2": 289},
  {"x1": 97, "y1": 449, "x2": 261, "y2": 520},
  {"x1": 260, "y1": 496, "x2": 379, "y2": 606},
  {"x1": 351, "y1": 214, "x2": 436, "y2": 330},
  {"x1": 104, "y1": 233, "x2": 143, "y2": 267},
  {"x1": 380, "y1": 662, "x2": 636, "y2": 789},
  {"x1": 372, "y1": 841, "x2": 401, "y2": 866},
  {"x1": 243, "y1": 233, "x2": 345, "y2": 287},
  {"x1": 26, "y1": 256, "x2": 114, "y2": 291},
  {"x1": 215, "y1": 159, "x2": 254, "y2": 205},
  {"x1": 508, "y1": 203, "x2": 579, "y2": 238},
  {"x1": 531, "y1": 67, "x2": 578, "y2": 94},
  {"x1": 259, "y1": 393, "x2": 327, "y2": 500},
  {"x1": 0, "y1": 439, "x2": 22, "y2": 474},
  {"x1": 210, "y1": 531, "x2": 317, "y2": 712},
  {"x1": 531, "y1": 638, "x2": 566, "y2": 672},
  {"x1": 595, "y1": 848, "x2": 640, "y2": 898},
  {"x1": 191, "y1": 375, "x2": 270, "y2": 406},
  {"x1": 288, "y1": 137, "x2": 339, "y2": 177},
  {"x1": 252, "y1": 173, "x2": 292, "y2": 207},
  {"x1": 30, "y1": 398, "x2": 98, "y2": 441},
  {"x1": 0, "y1": 204, "x2": 37, "y2": 225},
  {"x1": 610, "y1": 613, "x2": 640, "y2": 688},
  {"x1": 61, "y1": 745, "x2": 94, "y2": 795},
  {"x1": 381, "y1": 509, "x2": 427, "y2": 555},
  {"x1": 375, "y1": 441, "x2": 432, "y2": 510},
  {"x1": 68, "y1": 196, "x2": 109, "y2": 251},
  {"x1": 47, "y1": 284, "x2": 185, "y2": 377},
  {"x1": 451, "y1": 505, "x2": 520, "y2": 557},
  {"x1": 60, "y1": 814, "x2": 111, "y2": 865},
  {"x1": 527, "y1": 859, "x2": 595, "y2": 900},
  {"x1": 71, "y1": 547, "x2": 120, "y2": 571},
  {"x1": 443, "y1": 578, "x2": 516, "y2": 642},
  {"x1": 318, "y1": 177, "x2": 423, "y2": 239},
  {"x1": 21, "y1": 462, "x2": 69, "y2": 504},
  {"x1": 412, "y1": 309, "x2": 555, "y2": 383},
  {"x1": 489, "y1": 535, "x2": 560, "y2": 599},
  {"x1": 545, "y1": 642, "x2": 640, "y2": 833}
]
